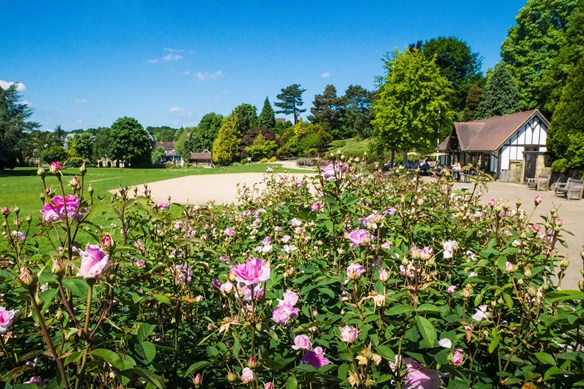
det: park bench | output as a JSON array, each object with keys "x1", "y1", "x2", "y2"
[
  {"x1": 554, "y1": 177, "x2": 583, "y2": 200},
  {"x1": 527, "y1": 170, "x2": 551, "y2": 191}
]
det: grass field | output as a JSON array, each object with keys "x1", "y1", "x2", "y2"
[{"x1": 0, "y1": 163, "x2": 307, "y2": 219}]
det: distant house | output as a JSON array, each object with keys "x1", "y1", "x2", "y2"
[
  {"x1": 154, "y1": 141, "x2": 182, "y2": 165},
  {"x1": 438, "y1": 110, "x2": 550, "y2": 182},
  {"x1": 189, "y1": 150, "x2": 212, "y2": 166}
]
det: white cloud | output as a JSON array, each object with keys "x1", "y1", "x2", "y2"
[
  {"x1": 147, "y1": 59, "x2": 159, "y2": 64},
  {"x1": 0, "y1": 80, "x2": 26, "y2": 92},
  {"x1": 169, "y1": 106, "x2": 192, "y2": 117},
  {"x1": 163, "y1": 53, "x2": 183, "y2": 62},
  {"x1": 195, "y1": 71, "x2": 223, "y2": 81},
  {"x1": 321, "y1": 72, "x2": 331, "y2": 78},
  {"x1": 74, "y1": 98, "x2": 88, "y2": 104},
  {"x1": 180, "y1": 71, "x2": 192, "y2": 76}
]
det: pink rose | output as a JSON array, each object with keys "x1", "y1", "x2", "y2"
[
  {"x1": 231, "y1": 258, "x2": 270, "y2": 285},
  {"x1": 0, "y1": 306, "x2": 19, "y2": 333},
  {"x1": 281, "y1": 289, "x2": 299, "y2": 306},
  {"x1": 240, "y1": 367, "x2": 255, "y2": 384},
  {"x1": 300, "y1": 346, "x2": 331, "y2": 368},
  {"x1": 264, "y1": 382, "x2": 275, "y2": 389},
  {"x1": 451, "y1": 348, "x2": 464, "y2": 365},
  {"x1": 224, "y1": 227, "x2": 235, "y2": 237},
  {"x1": 340, "y1": 325, "x2": 359, "y2": 343},
  {"x1": 346, "y1": 229, "x2": 372, "y2": 248},
  {"x1": 379, "y1": 268, "x2": 389, "y2": 282},
  {"x1": 321, "y1": 162, "x2": 345, "y2": 180},
  {"x1": 156, "y1": 202, "x2": 169, "y2": 210},
  {"x1": 404, "y1": 366, "x2": 442, "y2": 389},
  {"x1": 346, "y1": 263, "x2": 366, "y2": 280},
  {"x1": 447, "y1": 285, "x2": 457, "y2": 294},
  {"x1": 271, "y1": 304, "x2": 299, "y2": 325},
  {"x1": 69, "y1": 176, "x2": 79, "y2": 187},
  {"x1": 42, "y1": 195, "x2": 86, "y2": 222},
  {"x1": 78, "y1": 244, "x2": 110, "y2": 279},
  {"x1": 534, "y1": 195, "x2": 543, "y2": 205},
  {"x1": 49, "y1": 161, "x2": 62, "y2": 173},
  {"x1": 292, "y1": 335, "x2": 312, "y2": 350}
]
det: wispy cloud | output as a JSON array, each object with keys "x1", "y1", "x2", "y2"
[
  {"x1": 74, "y1": 98, "x2": 88, "y2": 104},
  {"x1": 0, "y1": 80, "x2": 26, "y2": 92},
  {"x1": 169, "y1": 106, "x2": 192, "y2": 117},
  {"x1": 148, "y1": 48, "x2": 185, "y2": 64},
  {"x1": 320, "y1": 72, "x2": 331, "y2": 78},
  {"x1": 195, "y1": 71, "x2": 223, "y2": 81}
]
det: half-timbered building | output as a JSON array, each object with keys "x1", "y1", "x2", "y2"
[{"x1": 437, "y1": 110, "x2": 550, "y2": 182}]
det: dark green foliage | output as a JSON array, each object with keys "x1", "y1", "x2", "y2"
[
  {"x1": 274, "y1": 84, "x2": 306, "y2": 124},
  {"x1": 475, "y1": 62, "x2": 521, "y2": 119},
  {"x1": 146, "y1": 126, "x2": 178, "y2": 142},
  {"x1": 151, "y1": 146, "x2": 167, "y2": 165},
  {"x1": 308, "y1": 85, "x2": 345, "y2": 138},
  {"x1": 373, "y1": 49, "x2": 453, "y2": 159},
  {"x1": 239, "y1": 127, "x2": 277, "y2": 159},
  {"x1": 548, "y1": 58, "x2": 584, "y2": 167},
  {"x1": 92, "y1": 127, "x2": 111, "y2": 161},
  {"x1": 108, "y1": 117, "x2": 152, "y2": 167},
  {"x1": 422, "y1": 36, "x2": 483, "y2": 113},
  {"x1": 41, "y1": 145, "x2": 68, "y2": 164},
  {"x1": 501, "y1": 0, "x2": 578, "y2": 115},
  {"x1": 0, "y1": 84, "x2": 39, "y2": 169},
  {"x1": 68, "y1": 132, "x2": 94, "y2": 161},
  {"x1": 274, "y1": 119, "x2": 293, "y2": 137},
  {"x1": 277, "y1": 120, "x2": 332, "y2": 158},
  {"x1": 194, "y1": 112, "x2": 224, "y2": 151},
  {"x1": 257, "y1": 97, "x2": 276, "y2": 129},
  {"x1": 233, "y1": 103, "x2": 258, "y2": 135},
  {"x1": 462, "y1": 83, "x2": 484, "y2": 121},
  {"x1": 343, "y1": 85, "x2": 374, "y2": 138}
]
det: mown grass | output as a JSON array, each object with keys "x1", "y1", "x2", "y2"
[{"x1": 0, "y1": 163, "x2": 309, "y2": 220}]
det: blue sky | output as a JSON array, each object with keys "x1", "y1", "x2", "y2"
[{"x1": 1, "y1": 1, "x2": 526, "y2": 131}]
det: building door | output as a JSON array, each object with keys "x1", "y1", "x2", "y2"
[{"x1": 524, "y1": 152, "x2": 537, "y2": 180}]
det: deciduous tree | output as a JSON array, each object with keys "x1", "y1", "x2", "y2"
[
  {"x1": 275, "y1": 84, "x2": 306, "y2": 124},
  {"x1": 372, "y1": 49, "x2": 453, "y2": 161},
  {"x1": 212, "y1": 114, "x2": 240, "y2": 165},
  {"x1": 475, "y1": 62, "x2": 521, "y2": 119},
  {"x1": 108, "y1": 117, "x2": 152, "y2": 167}
]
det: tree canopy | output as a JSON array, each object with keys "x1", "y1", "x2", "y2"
[
  {"x1": 108, "y1": 117, "x2": 152, "y2": 167},
  {"x1": 212, "y1": 114, "x2": 241, "y2": 165},
  {"x1": 257, "y1": 97, "x2": 276, "y2": 129},
  {"x1": 274, "y1": 84, "x2": 306, "y2": 124},
  {"x1": 475, "y1": 62, "x2": 521, "y2": 119},
  {"x1": 0, "y1": 84, "x2": 39, "y2": 169},
  {"x1": 308, "y1": 85, "x2": 344, "y2": 138},
  {"x1": 501, "y1": 0, "x2": 578, "y2": 116},
  {"x1": 372, "y1": 49, "x2": 453, "y2": 160}
]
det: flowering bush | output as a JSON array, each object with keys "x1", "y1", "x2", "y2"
[{"x1": 0, "y1": 158, "x2": 583, "y2": 388}]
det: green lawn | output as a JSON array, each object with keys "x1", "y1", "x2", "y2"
[{"x1": 0, "y1": 163, "x2": 308, "y2": 218}]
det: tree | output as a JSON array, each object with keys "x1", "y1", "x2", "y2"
[
  {"x1": 92, "y1": 127, "x2": 110, "y2": 161},
  {"x1": 175, "y1": 130, "x2": 194, "y2": 161},
  {"x1": 41, "y1": 145, "x2": 68, "y2": 164},
  {"x1": 541, "y1": 0, "x2": 584, "y2": 116},
  {"x1": 108, "y1": 117, "x2": 152, "y2": 167},
  {"x1": 239, "y1": 127, "x2": 277, "y2": 159},
  {"x1": 372, "y1": 49, "x2": 453, "y2": 161},
  {"x1": 501, "y1": 0, "x2": 578, "y2": 115},
  {"x1": 147, "y1": 126, "x2": 178, "y2": 142},
  {"x1": 212, "y1": 114, "x2": 241, "y2": 165},
  {"x1": 68, "y1": 132, "x2": 94, "y2": 161},
  {"x1": 257, "y1": 97, "x2": 276, "y2": 129},
  {"x1": 151, "y1": 146, "x2": 167, "y2": 166},
  {"x1": 274, "y1": 84, "x2": 306, "y2": 124},
  {"x1": 343, "y1": 85, "x2": 374, "y2": 138},
  {"x1": 194, "y1": 112, "x2": 224, "y2": 151},
  {"x1": 0, "y1": 84, "x2": 39, "y2": 168},
  {"x1": 422, "y1": 36, "x2": 483, "y2": 113},
  {"x1": 308, "y1": 85, "x2": 345, "y2": 138},
  {"x1": 547, "y1": 57, "x2": 584, "y2": 166},
  {"x1": 232, "y1": 104, "x2": 257, "y2": 135},
  {"x1": 475, "y1": 62, "x2": 521, "y2": 119},
  {"x1": 462, "y1": 83, "x2": 484, "y2": 121}
]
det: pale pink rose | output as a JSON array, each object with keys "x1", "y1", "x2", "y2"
[
  {"x1": 135, "y1": 259, "x2": 146, "y2": 268},
  {"x1": 231, "y1": 258, "x2": 270, "y2": 285},
  {"x1": 471, "y1": 305, "x2": 490, "y2": 321},
  {"x1": 311, "y1": 202, "x2": 322, "y2": 212},
  {"x1": 237, "y1": 285, "x2": 264, "y2": 301},
  {"x1": 224, "y1": 227, "x2": 235, "y2": 237},
  {"x1": 271, "y1": 304, "x2": 299, "y2": 325},
  {"x1": 451, "y1": 348, "x2": 464, "y2": 365},
  {"x1": 220, "y1": 281, "x2": 234, "y2": 294},
  {"x1": 531, "y1": 223, "x2": 540, "y2": 233},
  {"x1": 175, "y1": 221, "x2": 184, "y2": 229},
  {"x1": 262, "y1": 236, "x2": 271, "y2": 245},
  {"x1": 340, "y1": 325, "x2": 359, "y2": 343},
  {"x1": 49, "y1": 161, "x2": 62, "y2": 173},
  {"x1": 264, "y1": 382, "x2": 275, "y2": 389},
  {"x1": 447, "y1": 285, "x2": 457, "y2": 294},
  {"x1": 156, "y1": 202, "x2": 169, "y2": 209},
  {"x1": 78, "y1": 244, "x2": 110, "y2": 279},
  {"x1": 534, "y1": 195, "x2": 543, "y2": 205},
  {"x1": 442, "y1": 240, "x2": 459, "y2": 259},
  {"x1": 290, "y1": 218, "x2": 302, "y2": 227},
  {"x1": 240, "y1": 367, "x2": 255, "y2": 384},
  {"x1": 505, "y1": 261, "x2": 513, "y2": 272},
  {"x1": 42, "y1": 195, "x2": 86, "y2": 222},
  {"x1": 281, "y1": 289, "x2": 299, "y2": 306},
  {"x1": 383, "y1": 207, "x2": 397, "y2": 215},
  {"x1": 379, "y1": 268, "x2": 389, "y2": 282},
  {"x1": 346, "y1": 263, "x2": 366, "y2": 280},
  {"x1": 0, "y1": 306, "x2": 19, "y2": 333},
  {"x1": 292, "y1": 335, "x2": 312, "y2": 350},
  {"x1": 381, "y1": 241, "x2": 391, "y2": 250},
  {"x1": 321, "y1": 162, "x2": 345, "y2": 180},
  {"x1": 301, "y1": 346, "x2": 331, "y2": 368},
  {"x1": 404, "y1": 366, "x2": 442, "y2": 389},
  {"x1": 438, "y1": 338, "x2": 452, "y2": 348},
  {"x1": 11, "y1": 231, "x2": 26, "y2": 242},
  {"x1": 346, "y1": 229, "x2": 372, "y2": 248},
  {"x1": 281, "y1": 235, "x2": 291, "y2": 243}
]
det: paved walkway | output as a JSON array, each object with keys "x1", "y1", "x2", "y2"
[{"x1": 133, "y1": 163, "x2": 583, "y2": 290}]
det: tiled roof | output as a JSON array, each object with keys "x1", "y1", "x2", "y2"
[
  {"x1": 190, "y1": 152, "x2": 212, "y2": 160},
  {"x1": 439, "y1": 110, "x2": 547, "y2": 152}
]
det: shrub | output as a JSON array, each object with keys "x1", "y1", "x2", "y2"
[
  {"x1": 260, "y1": 157, "x2": 269, "y2": 163},
  {"x1": 551, "y1": 158, "x2": 569, "y2": 173},
  {"x1": 41, "y1": 145, "x2": 68, "y2": 164},
  {"x1": 269, "y1": 156, "x2": 277, "y2": 162},
  {"x1": 0, "y1": 160, "x2": 582, "y2": 388},
  {"x1": 64, "y1": 157, "x2": 85, "y2": 168},
  {"x1": 240, "y1": 158, "x2": 248, "y2": 165}
]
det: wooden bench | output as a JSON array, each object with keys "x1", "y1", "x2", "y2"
[{"x1": 554, "y1": 178, "x2": 583, "y2": 200}]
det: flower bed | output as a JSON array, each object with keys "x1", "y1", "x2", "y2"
[{"x1": 1, "y1": 159, "x2": 583, "y2": 388}]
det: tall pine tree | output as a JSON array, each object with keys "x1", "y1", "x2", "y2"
[
  {"x1": 308, "y1": 85, "x2": 345, "y2": 138},
  {"x1": 274, "y1": 84, "x2": 306, "y2": 124},
  {"x1": 257, "y1": 97, "x2": 276, "y2": 129},
  {"x1": 475, "y1": 62, "x2": 521, "y2": 119}
]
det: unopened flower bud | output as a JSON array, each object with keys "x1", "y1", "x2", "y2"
[
  {"x1": 80, "y1": 163, "x2": 87, "y2": 175},
  {"x1": 88, "y1": 185, "x2": 94, "y2": 195},
  {"x1": 26, "y1": 215, "x2": 32, "y2": 223},
  {"x1": 379, "y1": 268, "x2": 389, "y2": 282},
  {"x1": 247, "y1": 357, "x2": 257, "y2": 368},
  {"x1": 52, "y1": 258, "x2": 65, "y2": 279},
  {"x1": 102, "y1": 234, "x2": 113, "y2": 252},
  {"x1": 2, "y1": 207, "x2": 9, "y2": 216},
  {"x1": 49, "y1": 161, "x2": 62, "y2": 174},
  {"x1": 524, "y1": 268, "x2": 532, "y2": 278},
  {"x1": 559, "y1": 258, "x2": 569, "y2": 270},
  {"x1": 13, "y1": 207, "x2": 20, "y2": 215},
  {"x1": 37, "y1": 167, "x2": 46, "y2": 177},
  {"x1": 515, "y1": 199, "x2": 522, "y2": 208},
  {"x1": 69, "y1": 176, "x2": 80, "y2": 188},
  {"x1": 227, "y1": 371, "x2": 237, "y2": 382},
  {"x1": 193, "y1": 372, "x2": 202, "y2": 386},
  {"x1": 20, "y1": 267, "x2": 37, "y2": 288}
]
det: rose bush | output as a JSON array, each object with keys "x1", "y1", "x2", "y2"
[{"x1": 0, "y1": 157, "x2": 583, "y2": 388}]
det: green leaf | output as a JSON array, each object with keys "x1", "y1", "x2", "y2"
[
  {"x1": 337, "y1": 363, "x2": 349, "y2": 380},
  {"x1": 285, "y1": 374, "x2": 298, "y2": 389},
  {"x1": 131, "y1": 367, "x2": 165, "y2": 389},
  {"x1": 0, "y1": 269, "x2": 17, "y2": 280},
  {"x1": 136, "y1": 322, "x2": 156, "y2": 343},
  {"x1": 545, "y1": 290, "x2": 584, "y2": 303},
  {"x1": 135, "y1": 341, "x2": 156, "y2": 364},
  {"x1": 153, "y1": 293, "x2": 171, "y2": 305},
  {"x1": 91, "y1": 349, "x2": 125, "y2": 370},
  {"x1": 63, "y1": 351, "x2": 83, "y2": 366},
  {"x1": 324, "y1": 220, "x2": 333, "y2": 233},
  {"x1": 386, "y1": 304, "x2": 413, "y2": 316},
  {"x1": 62, "y1": 278, "x2": 89, "y2": 298},
  {"x1": 375, "y1": 345, "x2": 395, "y2": 361},
  {"x1": 184, "y1": 361, "x2": 210, "y2": 377},
  {"x1": 544, "y1": 366, "x2": 564, "y2": 380},
  {"x1": 416, "y1": 304, "x2": 442, "y2": 314},
  {"x1": 535, "y1": 352, "x2": 556, "y2": 365},
  {"x1": 415, "y1": 316, "x2": 436, "y2": 348}
]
